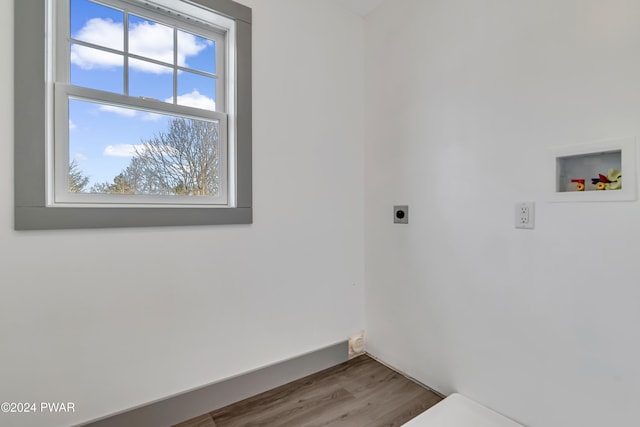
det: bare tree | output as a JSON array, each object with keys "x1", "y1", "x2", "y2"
[
  {"x1": 69, "y1": 160, "x2": 90, "y2": 192},
  {"x1": 133, "y1": 118, "x2": 220, "y2": 196},
  {"x1": 89, "y1": 173, "x2": 135, "y2": 194},
  {"x1": 93, "y1": 118, "x2": 220, "y2": 196}
]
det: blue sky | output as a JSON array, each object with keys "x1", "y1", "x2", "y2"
[{"x1": 68, "y1": 0, "x2": 218, "y2": 188}]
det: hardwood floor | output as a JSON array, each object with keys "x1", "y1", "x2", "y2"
[{"x1": 173, "y1": 354, "x2": 442, "y2": 427}]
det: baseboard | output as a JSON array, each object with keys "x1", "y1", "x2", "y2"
[
  {"x1": 365, "y1": 352, "x2": 447, "y2": 399},
  {"x1": 79, "y1": 341, "x2": 348, "y2": 427}
]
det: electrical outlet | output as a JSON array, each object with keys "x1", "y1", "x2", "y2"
[
  {"x1": 514, "y1": 202, "x2": 535, "y2": 229},
  {"x1": 394, "y1": 205, "x2": 408, "y2": 224}
]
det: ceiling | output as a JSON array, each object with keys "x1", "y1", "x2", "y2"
[{"x1": 330, "y1": 0, "x2": 386, "y2": 17}]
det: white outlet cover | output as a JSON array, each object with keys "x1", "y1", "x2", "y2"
[
  {"x1": 348, "y1": 330, "x2": 365, "y2": 358},
  {"x1": 514, "y1": 202, "x2": 535, "y2": 229}
]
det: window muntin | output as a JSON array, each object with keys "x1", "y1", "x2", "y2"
[{"x1": 55, "y1": 0, "x2": 229, "y2": 206}]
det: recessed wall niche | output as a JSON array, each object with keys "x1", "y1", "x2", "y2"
[{"x1": 551, "y1": 137, "x2": 636, "y2": 202}]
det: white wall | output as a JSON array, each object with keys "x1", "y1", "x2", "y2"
[
  {"x1": 364, "y1": 1, "x2": 640, "y2": 426},
  {"x1": 0, "y1": 1, "x2": 364, "y2": 426}
]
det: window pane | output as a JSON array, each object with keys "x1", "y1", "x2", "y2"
[
  {"x1": 68, "y1": 98, "x2": 221, "y2": 197},
  {"x1": 178, "y1": 72, "x2": 216, "y2": 110},
  {"x1": 178, "y1": 30, "x2": 216, "y2": 74},
  {"x1": 71, "y1": 0, "x2": 124, "y2": 51},
  {"x1": 129, "y1": 58, "x2": 173, "y2": 102},
  {"x1": 70, "y1": 45, "x2": 123, "y2": 93},
  {"x1": 129, "y1": 14, "x2": 174, "y2": 65}
]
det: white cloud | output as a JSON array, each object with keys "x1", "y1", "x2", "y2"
[
  {"x1": 178, "y1": 30, "x2": 214, "y2": 60},
  {"x1": 129, "y1": 57, "x2": 171, "y2": 74},
  {"x1": 74, "y1": 153, "x2": 88, "y2": 161},
  {"x1": 142, "y1": 112, "x2": 164, "y2": 121},
  {"x1": 71, "y1": 18, "x2": 211, "y2": 74},
  {"x1": 71, "y1": 45, "x2": 123, "y2": 70},
  {"x1": 103, "y1": 144, "x2": 144, "y2": 157},
  {"x1": 71, "y1": 18, "x2": 123, "y2": 70},
  {"x1": 99, "y1": 105, "x2": 137, "y2": 117},
  {"x1": 171, "y1": 90, "x2": 216, "y2": 110},
  {"x1": 69, "y1": 120, "x2": 77, "y2": 130},
  {"x1": 74, "y1": 18, "x2": 123, "y2": 50},
  {"x1": 128, "y1": 21, "x2": 173, "y2": 70}
]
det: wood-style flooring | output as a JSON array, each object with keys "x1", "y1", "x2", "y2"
[{"x1": 173, "y1": 354, "x2": 442, "y2": 427}]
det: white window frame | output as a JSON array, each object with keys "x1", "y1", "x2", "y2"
[
  {"x1": 53, "y1": 0, "x2": 232, "y2": 207},
  {"x1": 15, "y1": 0, "x2": 252, "y2": 229}
]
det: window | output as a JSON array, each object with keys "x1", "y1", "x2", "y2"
[{"x1": 15, "y1": 0, "x2": 252, "y2": 229}]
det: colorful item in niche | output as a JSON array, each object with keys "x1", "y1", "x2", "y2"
[
  {"x1": 606, "y1": 169, "x2": 622, "y2": 190},
  {"x1": 571, "y1": 179, "x2": 585, "y2": 191},
  {"x1": 591, "y1": 173, "x2": 609, "y2": 190},
  {"x1": 591, "y1": 170, "x2": 621, "y2": 190}
]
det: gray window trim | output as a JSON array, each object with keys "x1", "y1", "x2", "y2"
[{"x1": 14, "y1": 0, "x2": 252, "y2": 230}]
